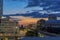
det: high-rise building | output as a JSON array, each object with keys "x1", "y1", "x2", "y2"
[
  {"x1": 48, "y1": 14, "x2": 57, "y2": 20},
  {"x1": 0, "y1": 0, "x2": 3, "y2": 23}
]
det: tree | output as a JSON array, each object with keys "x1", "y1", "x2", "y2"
[
  {"x1": 25, "y1": 29, "x2": 38, "y2": 37},
  {"x1": 37, "y1": 19, "x2": 46, "y2": 30}
]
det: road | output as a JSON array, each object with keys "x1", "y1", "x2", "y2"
[{"x1": 38, "y1": 30, "x2": 60, "y2": 36}]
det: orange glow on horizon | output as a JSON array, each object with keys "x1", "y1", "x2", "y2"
[
  {"x1": 18, "y1": 18, "x2": 39, "y2": 26},
  {"x1": 10, "y1": 16, "x2": 48, "y2": 26}
]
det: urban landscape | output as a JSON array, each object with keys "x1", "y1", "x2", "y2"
[
  {"x1": 0, "y1": 0, "x2": 60, "y2": 40},
  {"x1": 0, "y1": 14, "x2": 60, "y2": 40}
]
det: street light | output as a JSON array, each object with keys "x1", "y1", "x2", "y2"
[
  {"x1": 16, "y1": 27, "x2": 18, "y2": 29},
  {"x1": 15, "y1": 27, "x2": 19, "y2": 34}
]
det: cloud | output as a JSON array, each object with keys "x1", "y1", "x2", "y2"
[
  {"x1": 18, "y1": 6, "x2": 44, "y2": 14},
  {"x1": 50, "y1": 11, "x2": 60, "y2": 14},
  {"x1": 19, "y1": 6, "x2": 60, "y2": 14},
  {"x1": 3, "y1": 0, "x2": 60, "y2": 15},
  {"x1": 6, "y1": 0, "x2": 26, "y2": 1}
]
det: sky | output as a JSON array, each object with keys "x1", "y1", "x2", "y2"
[
  {"x1": 3, "y1": 0, "x2": 44, "y2": 15},
  {"x1": 3, "y1": 0, "x2": 60, "y2": 25},
  {"x1": 3, "y1": 0, "x2": 60, "y2": 15},
  {"x1": 3, "y1": 0, "x2": 28, "y2": 15}
]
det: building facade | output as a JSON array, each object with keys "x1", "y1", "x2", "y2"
[
  {"x1": 46, "y1": 14, "x2": 60, "y2": 28},
  {"x1": 0, "y1": 16, "x2": 19, "y2": 34},
  {"x1": 37, "y1": 14, "x2": 60, "y2": 34}
]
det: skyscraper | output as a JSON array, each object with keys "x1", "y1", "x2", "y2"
[
  {"x1": 0, "y1": 0, "x2": 3, "y2": 23},
  {"x1": 48, "y1": 14, "x2": 57, "y2": 20}
]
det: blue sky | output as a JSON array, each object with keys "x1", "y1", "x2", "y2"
[
  {"x1": 3, "y1": 0, "x2": 60, "y2": 15},
  {"x1": 3, "y1": 0, "x2": 28, "y2": 15}
]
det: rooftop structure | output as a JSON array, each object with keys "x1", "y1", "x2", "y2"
[{"x1": 48, "y1": 14, "x2": 57, "y2": 20}]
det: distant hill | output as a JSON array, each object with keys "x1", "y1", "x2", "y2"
[{"x1": 3, "y1": 12, "x2": 60, "y2": 18}]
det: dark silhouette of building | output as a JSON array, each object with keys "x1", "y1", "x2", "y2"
[
  {"x1": 48, "y1": 14, "x2": 57, "y2": 20},
  {"x1": 46, "y1": 14, "x2": 60, "y2": 34},
  {"x1": 19, "y1": 25, "x2": 25, "y2": 30},
  {"x1": 0, "y1": 0, "x2": 3, "y2": 24},
  {"x1": 37, "y1": 14, "x2": 60, "y2": 34},
  {"x1": 0, "y1": 0, "x2": 3, "y2": 17},
  {"x1": 46, "y1": 14, "x2": 60, "y2": 27},
  {"x1": 0, "y1": 19, "x2": 1, "y2": 23}
]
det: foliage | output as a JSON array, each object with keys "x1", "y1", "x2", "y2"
[{"x1": 25, "y1": 29, "x2": 38, "y2": 37}]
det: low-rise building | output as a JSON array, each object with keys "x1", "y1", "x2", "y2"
[
  {"x1": 0, "y1": 16, "x2": 19, "y2": 34},
  {"x1": 46, "y1": 20, "x2": 60, "y2": 28},
  {"x1": 45, "y1": 14, "x2": 60, "y2": 28},
  {"x1": 37, "y1": 14, "x2": 60, "y2": 34}
]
